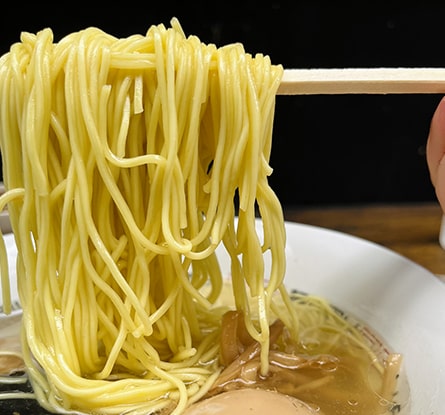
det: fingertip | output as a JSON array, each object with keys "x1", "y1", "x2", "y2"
[{"x1": 426, "y1": 96, "x2": 445, "y2": 186}]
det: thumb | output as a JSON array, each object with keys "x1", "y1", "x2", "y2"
[{"x1": 426, "y1": 96, "x2": 445, "y2": 211}]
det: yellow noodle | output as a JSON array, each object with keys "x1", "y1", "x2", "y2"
[
  {"x1": 0, "y1": 18, "x2": 404, "y2": 415},
  {"x1": 0, "y1": 18, "x2": 288, "y2": 414}
]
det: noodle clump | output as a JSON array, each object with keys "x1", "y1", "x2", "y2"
[
  {"x1": 0, "y1": 18, "x2": 403, "y2": 415},
  {"x1": 0, "y1": 18, "x2": 289, "y2": 415}
]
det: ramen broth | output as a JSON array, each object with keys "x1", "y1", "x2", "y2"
[{"x1": 206, "y1": 285, "x2": 409, "y2": 415}]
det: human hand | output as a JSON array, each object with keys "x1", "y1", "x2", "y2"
[{"x1": 426, "y1": 97, "x2": 445, "y2": 212}]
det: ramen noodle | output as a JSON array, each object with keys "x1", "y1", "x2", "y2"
[{"x1": 0, "y1": 18, "x2": 403, "y2": 415}]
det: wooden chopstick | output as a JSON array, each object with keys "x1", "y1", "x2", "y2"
[{"x1": 277, "y1": 68, "x2": 445, "y2": 95}]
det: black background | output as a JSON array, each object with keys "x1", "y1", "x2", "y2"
[{"x1": 0, "y1": 1, "x2": 444, "y2": 209}]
